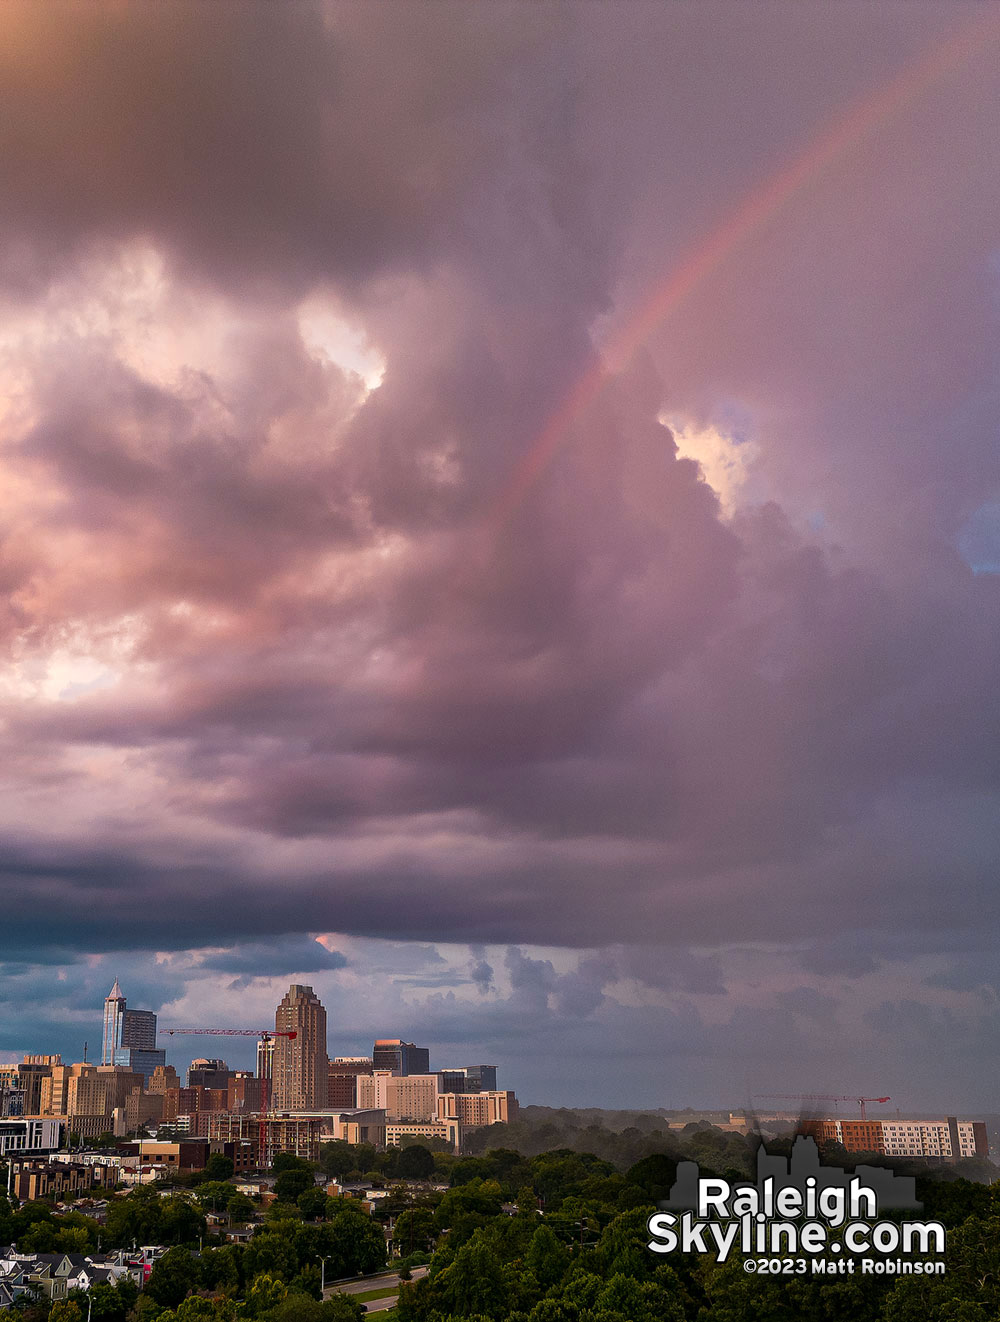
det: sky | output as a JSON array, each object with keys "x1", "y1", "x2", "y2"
[{"x1": 2, "y1": 1, "x2": 999, "y2": 1113}]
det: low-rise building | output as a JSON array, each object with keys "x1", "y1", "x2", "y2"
[
  {"x1": 327, "y1": 1109, "x2": 387, "y2": 1147},
  {"x1": 116, "y1": 1138, "x2": 219, "y2": 1171},
  {"x1": 0, "y1": 1117, "x2": 62, "y2": 1157},
  {"x1": 9, "y1": 1159, "x2": 116, "y2": 1201},
  {"x1": 799, "y1": 1115, "x2": 989, "y2": 1159},
  {"x1": 385, "y1": 1118, "x2": 461, "y2": 1152},
  {"x1": 438, "y1": 1090, "x2": 518, "y2": 1129}
]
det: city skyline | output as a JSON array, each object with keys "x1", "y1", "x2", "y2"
[
  {"x1": 0, "y1": 978, "x2": 522, "y2": 1158},
  {"x1": 0, "y1": 961, "x2": 992, "y2": 1116},
  {"x1": 2, "y1": 4, "x2": 1000, "y2": 1114}
]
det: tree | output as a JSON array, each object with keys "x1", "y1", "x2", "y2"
[
  {"x1": 624, "y1": 1153, "x2": 678, "y2": 1203},
  {"x1": 258, "y1": 1294, "x2": 364, "y2": 1322},
  {"x1": 172, "y1": 1299, "x2": 218, "y2": 1321},
  {"x1": 437, "y1": 1230, "x2": 511, "y2": 1320},
  {"x1": 450, "y1": 1158, "x2": 497, "y2": 1187},
  {"x1": 201, "y1": 1243, "x2": 242, "y2": 1296},
  {"x1": 272, "y1": 1153, "x2": 313, "y2": 1176},
  {"x1": 525, "y1": 1225, "x2": 570, "y2": 1290},
  {"x1": 392, "y1": 1207, "x2": 437, "y2": 1257},
  {"x1": 160, "y1": 1195, "x2": 208, "y2": 1245},
  {"x1": 593, "y1": 1271, "x2": 676, "y2": 1322},
  {"x1": 297, "y1": 1186, "x2": 328, "y2": 1220},
  {"x1": 145, "y1": 1246, "x2": 204, "y2": 1308},
  {"x1": 47, "y1": 1304, "x2": 84, "y2": 1322},
  {"x1": 203, "y1": 1153, "x2": 235, "y2": 1182},
  {"x1": 197, "y1": 1181, "x2": 237, "y2": 1214},
  {"x1": 75, "y1": 1277, "x2": 139, "y2": 1321},
  {"x1": 594, "y1": 1207, "x2": 658, "y2": 1281},
  {"x1": 325, "y1": 1204, "x2": 387, "y2": 1276},
  {"x1": 227, "y1": 1191, "x2": 256, "y2": 1224},
  {"x1": 319, "y1": 1143, "x2": 355, "y2": 1179},
  {"x1": 396, "y1": 1146, "x2": 435, "y2": 1180},
  {"x1": 242, "y1": 1273, "x2": 288, "y2": 1318},
  {"x1": 242, "y1": 1229, "x2": 300, "y2": 1281},
  {"x1": 883, "y1": 1212, "x2": 1000, "y2": 1322},
  {"x1": 18, "y1": 1219, "x2": 59, "y2": 1252},
  {"x1": 104, "y1": 1183, "x2": 174, "y2": 1247},
  {"x1": 916, "y1": 1176, "x2": 991, "y2": 1227},
  {"x1": 129, "y1": 1297, "x2": 169, "y2": 1322},
  {"x1": 434, "y1": 1180, "x2": 504, "y2": 1229},
  {"x1": 274, "y1": 1168, "x2": 314, "y2": 1203}
]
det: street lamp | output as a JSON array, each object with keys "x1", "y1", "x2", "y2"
[
  {"x1": 86, "y1": 1293, "x2": 93, "y2": 1322},
  {"x1": 320, "y1": 1255, "x2": 330, "y2": 1296}
]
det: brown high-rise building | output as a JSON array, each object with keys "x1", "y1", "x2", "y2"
[
  {"x1": 95, "y1": 1066, "x2": 145, "y2": 1113},
  {"x1": 327, "y1": 1058, "x2": 373, "y2": 1109},
  {"x1": 228, "y1": 1071, "x2": 265, "y2": 1113},
  {"x1": 272, "y1": 985, "x2": 328, "y2": 1112},
  {"x1": 148, "y1": 1064, "x2": 181, "y2": 1095},
  {"x1": 41, "y1": 1063, "x2": 103, "y2": 1117},
  {"x1": 187, "y1": 1059, "x2": 233, "y2": 1089}
]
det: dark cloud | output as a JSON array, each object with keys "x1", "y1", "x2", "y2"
[
  {"x1": 200, "y1": 937, "x2": 348, "y2": 980},
  {"x1": 0, "y1": 3, "x2": 531, "y2": 298}
]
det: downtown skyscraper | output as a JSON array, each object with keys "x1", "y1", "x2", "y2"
[
  {"x1": 101, "y1": 979, "x2": 164, "y2": 1082},
  {"x1": 271, "y1": 984, "x2": 328, "y2": 1111}
]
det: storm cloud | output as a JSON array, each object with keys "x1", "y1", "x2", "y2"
[{"x1": 1, "y1": 2, "x2": 999, "y2": 1108}]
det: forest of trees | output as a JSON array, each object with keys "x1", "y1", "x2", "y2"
[
  {"x1": 2, "y1": 1120, "x2": 998, "y2": 1321},
  {"x1": 390, "y1": 1134, "x2": 1000, "y2": 1322}
]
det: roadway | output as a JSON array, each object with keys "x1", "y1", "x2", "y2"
[{"x1": 326, "y1": 1266, "x2": 428, "y2": 1313}]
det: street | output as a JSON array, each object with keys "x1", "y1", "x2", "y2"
[{"x1": 326, "y1": 1265, "x2": 429, "y2": 1313}]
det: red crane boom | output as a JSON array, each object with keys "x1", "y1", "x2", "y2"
[{"x1": 756, "y1": 1093, "x2": 890, "y2": 1120}]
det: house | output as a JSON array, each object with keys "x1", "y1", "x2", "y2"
[{"x1": 0, "y1": 1254, "x2": 70, "y2": 1305}]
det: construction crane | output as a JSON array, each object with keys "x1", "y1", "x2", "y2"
[
  {"x1": 157, "y1": 1028, "x2": 297, "y2": 1164},
  {"x1": 159, "y1": 1028, "x2": 297, "y2": 1041},
  {"x1": 756, "y1": 1094, "x2": 890, "y2": 1121}
]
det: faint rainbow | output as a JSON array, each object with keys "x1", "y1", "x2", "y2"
[{"x1": 490, "y1": 10, "x2": 999, "y2": 527}]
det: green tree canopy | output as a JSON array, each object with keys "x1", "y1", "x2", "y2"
[
  {"x1": 145, "y1": 1245, "x2": 204, "y2": 1309},
  {"x1": 297, "y1": 1185, "x2": 329, "y2": 1220},
  {"x1": 203, "y1": 1153, "x2": 235, "y2": 1182},
  {"x1": 396, "y1": 1145, "x2": 435, "y2": 1180},
  {"x1": 274, "y1": 1168, "x2": 315, "y2": 1203}
]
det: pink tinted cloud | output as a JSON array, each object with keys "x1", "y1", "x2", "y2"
[{"x1": 0, "y1": 2, "x2": 996, "y2": 1001}]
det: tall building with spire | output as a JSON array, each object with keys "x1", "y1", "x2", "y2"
[
  {"x1": 101, "y1": 980, "x2": 126, "y2": 1065},
  {"x1": 272, "y1": 985, "x2": 328, "y2": 1111},
  {"x1": 100, "y1": 980, "x2": 165, "y2": 1083}
]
